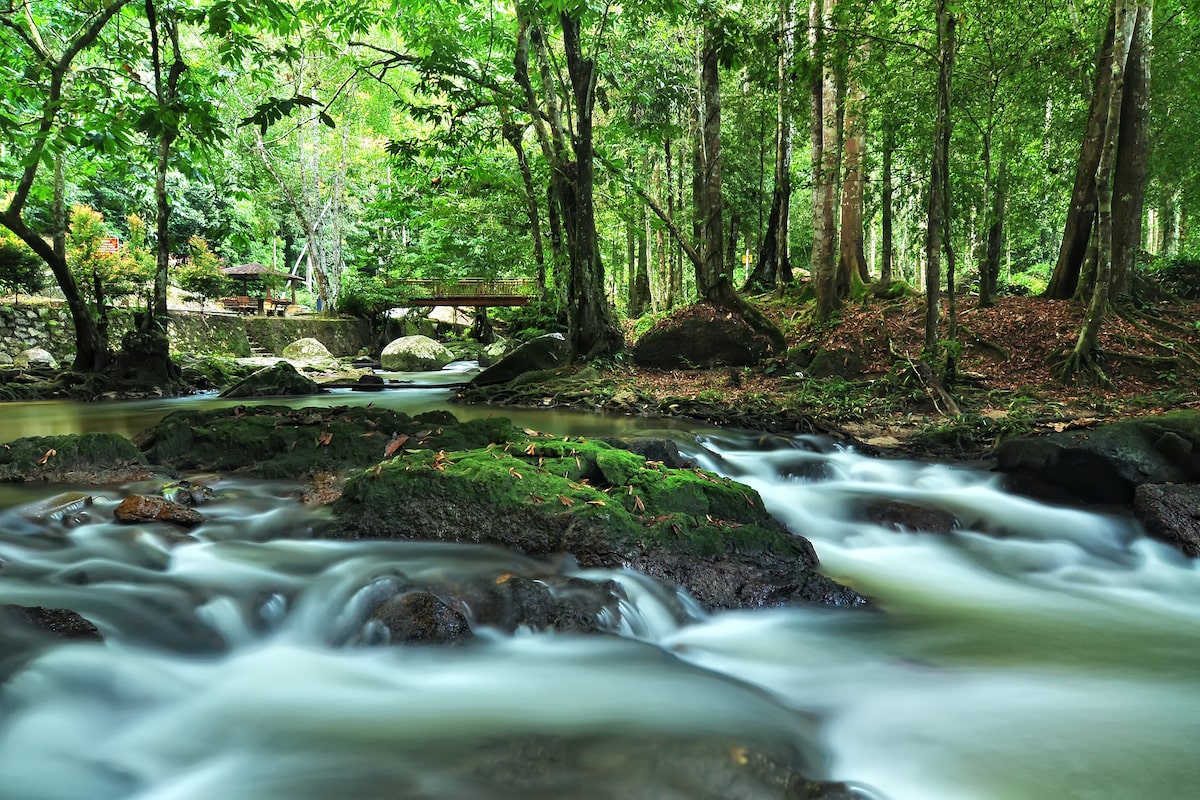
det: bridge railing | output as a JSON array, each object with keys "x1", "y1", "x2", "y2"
[{"x1": 393, "y1": 278, "x2": 538, "y2": 302}]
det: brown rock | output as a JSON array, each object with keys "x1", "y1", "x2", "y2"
[{"x1": 114, "y1": 494, "x2": 205, "y2": 528}]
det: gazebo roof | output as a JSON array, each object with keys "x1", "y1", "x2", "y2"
[{"x1": 222, "y1": 263, "x2": 302, "y2": 281}]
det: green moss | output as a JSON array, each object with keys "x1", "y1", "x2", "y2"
[{"x1": 0, "y1": 432, "x2": 148, "y2": 481}]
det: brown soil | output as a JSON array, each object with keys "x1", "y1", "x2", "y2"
[{"x1": 594, "y1": 294, "x2": 1200, "y2": 454}]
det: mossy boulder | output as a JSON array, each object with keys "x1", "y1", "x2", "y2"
[
  {"x1": 135, "y1": 405, "x2": 519, "y2": 479},
  {"x1": 470, "y1": 333, "x2": 569, "y2": 386},
  {"x1": 218, "y1": 360, "x2": 324, "y2": 398},
  {"x1": 332, "y1": 434, "x2": 863, "y2": 611},
  {"x1": 631, "y1": 304, "x2": 774, "y2": 369},
  {"x1": 281, "y1": 337, "x2": 335, "y2": 364},
  {"x1": 996, "y1": 410, "x2": 1200, "y2": 504},
  {"x1": 0, "y1": 432, "x2": 159, "y2": 483}
]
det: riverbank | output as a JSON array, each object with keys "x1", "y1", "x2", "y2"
[{"x1": 460, "y1": 294, "x2": 1200, "y2": 460}]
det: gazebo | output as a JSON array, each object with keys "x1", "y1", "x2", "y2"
[{"x1": 220, "y1": 263, "x2": 302, "y2": 315}]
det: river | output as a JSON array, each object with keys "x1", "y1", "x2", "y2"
[{"x1": 1, "y1": 377, "x2": 1197, "y2": 799}]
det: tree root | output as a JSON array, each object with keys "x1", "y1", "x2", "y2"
[{"x1": 1055, "y1": 348, "x2": 1113, "y2": 387}]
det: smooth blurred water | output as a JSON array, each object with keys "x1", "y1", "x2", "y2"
[{"x1": 1, "y1": 387, "x2": 1197, "y2": 799}]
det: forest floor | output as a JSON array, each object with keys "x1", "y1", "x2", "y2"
[{"x1": 582, "y1": 293, "x2": 1200, "y2": 458}]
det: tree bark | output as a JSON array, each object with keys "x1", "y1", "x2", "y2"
[
  {"x1": 1068, "y1": 0, "x2": 1136, "y2": 377},
  {"x1": 1046, "y1": 6, "x2": 1117, "y2": 300},
  {"x1": 558, "y1": 12, "x2": 623, "y2": 358},
  {"x1": 812, "y1": 0, "x2": 840, "y2": 321},
  {"x1": 924, "y1": 0, "x2": 955, "y2": 358},
  {"x1": 838, "y1": 71, "x2": 869, "y2": 296},
  {"x1": 880, "y1": 121, "x2": 895, "y2": 284},
  {"x1": 1110, "y1": 0, "x2": 1151, "y2": 302},
  {"x1": 979, "y1": 156, "x2": 1007, "y2": 308},
  {"x1": 745, "y1": 0, "x2": 794, "y2": 293}
]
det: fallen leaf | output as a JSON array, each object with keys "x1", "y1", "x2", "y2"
[
  {"x1": 509, "y1": 467, "x2": 523, "y2": 479},
  {"x1": 525, "y1": 442, "x2": 537, "y2": 455},
  {"x1": 586, "y1": 499, "x2": 606, "y2": 506},
  {"x1": 317, "y1": 431, "x2": 333, "y2": 446},
  {"x1": 633, "y1": 495, "x2": 645, "y2": 513},
  {"x1": 384, "y1": 434, "x2": 410, "y2": 457},
  {"x1": 558, "y1": 495, "x2": 575, "y2": 507},
  {"x1": 37, "y1": 448, "x2": 56, "y2": 466}
]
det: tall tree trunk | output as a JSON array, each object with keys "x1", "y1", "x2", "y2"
[
  {"x1": 501, "y1": 115, "x2": 546, "y2": 295},
  {"x1": 812, "y1": 0, "x2": 840, "y2": 321},
  {"x1": 1110, "y1": 0, "x2": 1151, "y2": 302},
  {"x1": 838, "y1": 70, "x2": 869, "y2": 296},
  {"x1": 979, "y1": 157, "x2": 1007, "y2": 307},
  {"x1": 881, "y1": 121, "x2": 895, "y2": 285},
  {"x1": 1066, "y1": 0, "x2": 1136, "y2": 380},
  {"x1": 558, "y1": 12, "x2": 622, "y2": 358},
  {"x1": 746, "y1": 0, "x2": 794, "y2": 293},
  {"x1": 1046, "y1": 6, "x2": 1117, "y2": 299},
  {"x1": 925, "y1": 0, "x2": 955, "y2": 358}
]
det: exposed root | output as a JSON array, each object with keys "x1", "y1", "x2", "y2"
[{"x1": 1055, "y1": 348, "x2": 1114, "y2": 387}]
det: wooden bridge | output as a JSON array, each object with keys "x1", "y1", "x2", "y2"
[{"x1": 394, "y1": 279, "x2": 538, "y2": 307}]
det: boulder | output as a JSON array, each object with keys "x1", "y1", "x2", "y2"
[
  {"x1": 281, "y1": 337, "x2": 334, "y2": 363},
  {"x1": 0, "y1": 432, "x2": 158, "y2": 484},
  {"x1": 632, "y1": 303, "x2": 774, "y2": 369},
  {"x1": 332, "y1": 434, "x2": 865, "y2": 611},
  {"x1": 1134, "y1": 483, "x2": 1200, "y2": 557},
  {"x1": 0, "y1": 605, "x2": 102, "y2": 641},
  {"x1": 479, "y1": 337, "x2": 510, "y2": 367},
  {"x1": 380, "y1": 335, "x2": 455, "y2": 371},
  {"x1": 13, "y1": 347, "x2": 58, "y2": 370},
  {"x1": 135, "y1": 405, "x2": 516, "y2": 479},
  {"x1": 470, "y1": 333, "x2": 569, "y2": 387},
  {"x1": 113, "y1": 494, "x2": 205, "y2": 528},
  {"x1": 218, "y1": 361, "x2": 324, "y2": 398},
  {"x1": 995, "y1": 411, "x2": 1200, "y2": 504}
]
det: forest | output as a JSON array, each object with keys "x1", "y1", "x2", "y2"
[{"x1": 0, "y1": 0, "x2": 1197, "y2": 401}]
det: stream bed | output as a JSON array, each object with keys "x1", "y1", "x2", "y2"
[{"x1": 1, "y1": 385, "x2": 1197, "y2": 799}]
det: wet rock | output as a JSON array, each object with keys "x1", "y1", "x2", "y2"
[
  {"x1": 601, "y1": 437, "x2": 695, "y2": 470},
  {"x1": 351, "y1": 373, "x2": 385, "y2": 391},
  {"x1": 332, "y1": 435, "x2": 866, "y2": 612},
  {"x1": 858, "y1": 499, "x2": 959, "y2": 535},
  {"x1": 1134, "y1": 483, "x2": 1200, "y2": 557},
  {"x1": 0, "y1": 432, "x2": 160, "y2": 484},
  {"x1": 363, "y1": 590, "x2": 472, "y2": 645},
  {"x1": 20, "y1": 491, "x2": 95, "y2": 527},
  {"x1": 114, "y1": 494, "x2": 205, "y2": 528},
  {"x1": 381, "y1": 335, "x2": 454, "y2": 371},
  {"x1": 219, "y1": 360, "x2": 325, "y2": 398},
  {"x1": 995, "y1": 410, "x2": 1200, "y2": 504},
  {"x1": 0, "y1": 605, "x2": 102, "y2": 641},
  {"x1": 632, "y1": 303, "x2": 774, "y2": 369},
  {"x1": 470, "y1": 333, "x2": 569, "y2": 386},
  {"x1": 161, "y1": 478, "x2": 215, "y2": 506}
]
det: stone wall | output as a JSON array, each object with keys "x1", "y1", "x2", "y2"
[
  {"x1": 0, "y1": 304, "x2": 74, "y2": 364},
  {"x1": 0, "y1": 304, "x2": 375, "y2": 363}
]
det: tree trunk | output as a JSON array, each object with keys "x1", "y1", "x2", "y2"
[
  {"x1": 925, "y1": 0, "x2": 955, "y2": 358},
  {"x1": 838, "y1": 71, "x2": 869, "y2": 296},
  {"x1": 501, "y1": 115, "x2": 546, "y2": 295},
  {"x1": 558, "y1": 12, "x2": 622, "y2": 358},
  {"x1": 881, "y1": 122, "x2": 895, "y2": 285},
  {"x1": 1110, "y1": 0, "x2": 1151, "y2": 302},
  {"x1": 1046, "y1": 6, "x2": 1117, "y2": 299},
  {"x1": 746, "y1": 0, "x2": 794, "y2": 293},
  {"x1": 979, "y1": 157, "x2": 1007, "y2": 307},
  {"x1": 1067, "y1": 0, "x2": 1136, "y2": 378},
  {"x1": 812, "y1": 0, "x2": 840, "y2": 321}
]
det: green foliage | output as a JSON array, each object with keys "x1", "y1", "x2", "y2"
[
  {"x1": 67, "y1": 205, "x2": 153, "y2": 309},
  {"x1": 176, "y1": 237, "x2": 233, "y2": 305},
  {"x1": 0, "y1": 234, "x2": 46, "y2": 299}
]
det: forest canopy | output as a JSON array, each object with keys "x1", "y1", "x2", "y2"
[{"x1": 0, "y1": 0, "x2": 1194, "y2": 377}]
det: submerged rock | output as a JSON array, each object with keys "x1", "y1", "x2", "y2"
[
  {"x1": 332, "y1": 434, "x2": 864, "y2": 611},
  {"x1": 0, "y1": 605, "x2": 102, "y2": 641}
]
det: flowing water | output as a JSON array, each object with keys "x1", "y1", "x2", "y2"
[{"x1": 0, "y1": 379, "x2": 1197, "y2": 799}]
